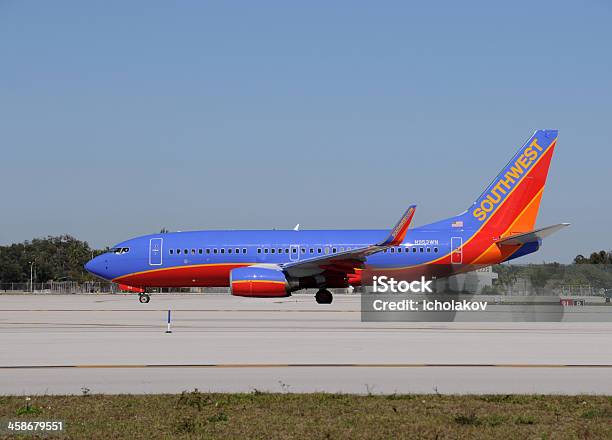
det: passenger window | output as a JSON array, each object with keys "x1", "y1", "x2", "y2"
[
  {"x1": 284, "y1": 248, "x2": 289, "y2": 254},
  {"x1": 397, "y1": 248, "x2": 402, "y2": 253},
  {"x1": 301, "y1": 248, "x2": 306, "y2": 253},
  {"x1": 257, "y1": 248, "x2": 261, "y2": 254},
  {"x1": 169, "y1": 249, "x2": 174, "y2": 255},
  {"x1": 213, "y1": 249, "x2": 218, "y2": 254},
  {"x1": 206, "y1": 249, "x2": 211, "y2": 254},
  {"x1": 391, "y1": 248, "x2": 395, "y2": 253},
  {"x1": 434, "y1": 247, "x2": 439, "y2": 253},
  {"x1": 427, "y1": 247, "x2": 431, "y2": 253},
  {"x1": 340, "y1": 247, "x2": 344, "y2": 252},
  {"x1": 243, "y1": 248, "x2": 247, "y2": 254},
  {"x1": 292, "y1": 248, "x2": 297, "y2": 253},
  {"x1": 228, "y1": 248, "x2": 232, "y2": 254},
  {"x1": 264, "y1": 248, "x2": 268, "y2": 254},
  {"x1": 191, "y1": 249, "x2": 195, "y2": 255},
  {"x1": 184, "y1": 249, "x2": 188, "y2": 255},
  {"x1": 419, "y1": 247, "x2": 424, "y2": 252},
  {"x1": 236, "y1": 248, "x2": 240, "y2": 254},
  {"x1": 221, "y1": 248, "x2": 225, "y2": 254},
  {"x1": 278, "y1": 249, "x2": 283, "y2": 254},
  {"x1": 332, "y1": 248, "x2": 337, "y2": 253},
  {"x1": 177, "y1": 249, "x2": 181, "y2": 254},
  {"x1": 198, "y1": 249, "x2": 203, "y2": 254},
  {"x1": 317, "y1": 248, "x2": 322, "y2": 254},
  {"x1": 310, "y1": 249, "x2": 314, "y2": 254},
  {"x1": 412, "y1": 247, "x2": 417, "y2": 253},
  {"x1": 324, "y1": 248, "x2": 329, "y2": 254},
  {"x1": 271, "y1": 249, "x2": 275, "y2": 254}
]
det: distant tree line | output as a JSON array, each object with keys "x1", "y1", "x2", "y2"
[
  {"x1": 574, "y1": 250, "x2": 612, "y2": 265},
  {"x1": 0, "y1": 235, "x2": 610, "y2": 287},
  {"x1": 0, "y1": 235, "x2": 104, "y2": 283},
  {"x1": 488, "y1": 249, "x2": 612, "y2": 294}
]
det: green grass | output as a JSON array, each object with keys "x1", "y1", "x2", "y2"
[{"x1": 1, "y1": 391, "x2": 611, "y2": 439}]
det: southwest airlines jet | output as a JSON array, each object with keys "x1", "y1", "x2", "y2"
[{"x1": 85, "y1": 130, "x2": 568, "y2": 304}]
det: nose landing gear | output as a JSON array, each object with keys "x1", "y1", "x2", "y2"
[
  {"x1": 315, "y1": 289, "x2": 333, "y2": 304},
  {"x1": 138, "y1": 293, "x2": 151, "y2": 304}
]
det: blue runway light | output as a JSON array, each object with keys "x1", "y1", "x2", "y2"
[{"x1": 166, "y1": 310, "x2": 172, "y2": 334}]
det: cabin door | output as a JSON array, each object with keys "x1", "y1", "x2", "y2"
[
  {"x1": 149, "y1": 238, "x2": 163, "y2": 266},
  {"x1": 290, "y1": 244, "x2": 300, "y2": 262}
]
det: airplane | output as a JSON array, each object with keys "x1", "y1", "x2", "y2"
[{"x1": 85, "y1": 129, "x2": 568, "y2": 304}]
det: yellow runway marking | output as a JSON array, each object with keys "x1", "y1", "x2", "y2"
[
  {"x1": 0, "y1": 309, "x2": 360, "y2": 313},
  {"x1": 1, "y1": 363, "x2": 611, "y2": 370}
]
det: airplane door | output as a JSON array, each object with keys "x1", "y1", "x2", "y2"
[
  {"x1": 290, "y1": 244, "x2": 300, "y2": 262},
  {"x1": 451, "y1": 237, "x2": 462, "y2": 264},
  {"x1": 149, "y1": 238, "x2": 163, "y2": 266}
]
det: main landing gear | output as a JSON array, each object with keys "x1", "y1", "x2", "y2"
[
  {"x1": 138, "y1": 293, "x2": 151, "y2": 304},
  {"x1": 315, "y1": 289, "x2": 333, "y2": 304}
]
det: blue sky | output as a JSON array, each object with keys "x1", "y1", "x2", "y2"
[{"x1": 1, "y1": 1, "x2": 610, "y2": 262}]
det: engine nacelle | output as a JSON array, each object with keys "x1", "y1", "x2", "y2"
[{"x1": 230, "y1": 267, "x2": 290, "y2": 298}]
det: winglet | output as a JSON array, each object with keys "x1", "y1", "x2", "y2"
[{"x1": 380, "y1": 205, "x2": 417, "y2": 246}]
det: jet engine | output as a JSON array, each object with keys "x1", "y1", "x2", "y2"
[{"x1": 230, "y1": 266, "x2": 291, "y2": 298}]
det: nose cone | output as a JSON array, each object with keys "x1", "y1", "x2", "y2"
[{"x1": 85, "y1": 255, "x2": 108, "y2": 280}]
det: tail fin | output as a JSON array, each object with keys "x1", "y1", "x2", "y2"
[{"x1": 465, "y1": 129, "x2": 558, "y2": 237}]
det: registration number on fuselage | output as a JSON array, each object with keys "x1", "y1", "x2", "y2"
[{"x1": 413, "y1": 239, "x2": 439, "y2": 245}]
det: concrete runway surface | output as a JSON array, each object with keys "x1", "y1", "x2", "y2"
[{"x1": 1, "y1": 294, "x2": 611, "y2": 395}]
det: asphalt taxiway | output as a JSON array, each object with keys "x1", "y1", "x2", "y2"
[{"x1": 1, "y1": 294, "x2": 611, "y2": 395}]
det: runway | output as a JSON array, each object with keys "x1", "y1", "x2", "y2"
[{"x1": 1, "y1": 294, "x2": 611, "y2": 395}]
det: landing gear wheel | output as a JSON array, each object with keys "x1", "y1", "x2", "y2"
[
  {"x1": 315, "y1": 289, "x2": 333, "y2": 304},
  {"x1": 139, "y1": 293, "x2": 150, "y2": 304}
]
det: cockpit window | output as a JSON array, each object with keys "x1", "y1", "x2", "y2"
[{"x1": 110, "y1": 247, "x2": 130, "y2": 255}]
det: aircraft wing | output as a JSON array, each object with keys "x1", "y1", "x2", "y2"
[
  {"x1": 282, "y1": 205, "x2": 416, "y2": 278},
  {"x1": 496, "y1": 223, "x2": 570, "y2": 246}
]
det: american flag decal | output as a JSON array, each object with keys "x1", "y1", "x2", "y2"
[{"x1": 452, "y1": 220, "x2": 463, "y2": 228}]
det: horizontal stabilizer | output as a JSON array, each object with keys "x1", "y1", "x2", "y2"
[{"x1": 496, "y1": 223, "x2": 570, "y2": 246}]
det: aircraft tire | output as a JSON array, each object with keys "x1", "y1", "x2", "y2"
[
  {"x1": 139, "y1": 293, "x2": 150, "y2": 304},
  {"x1": 315, "y1": 289, "x2": 333, "y2": 304}
]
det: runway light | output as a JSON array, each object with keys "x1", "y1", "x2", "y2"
[{"x1": 166, "y1": 310, "x2": 172, "y2": 334}]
